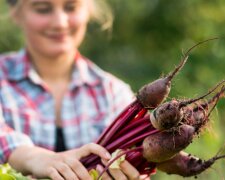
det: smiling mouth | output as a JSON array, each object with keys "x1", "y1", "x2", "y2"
[{"x1": 47, "y1": 33, "x2": 69, "y2": 42}]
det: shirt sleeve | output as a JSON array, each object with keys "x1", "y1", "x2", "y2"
[
  {"x1": 0, "y1": 106, "x2": 34, "y2": 163},
  {"x1": 113, "y1": 82, "x2": 134, "y2": 115}
]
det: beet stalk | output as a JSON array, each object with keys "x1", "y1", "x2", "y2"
[{"x1": 82, "y1": 38, "x2": 220, "y2": 178}]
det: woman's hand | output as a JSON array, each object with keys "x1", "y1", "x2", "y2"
[
  {"x1": 97, "y1": 159, "x2": 151, "y2": 180},
  {"x1": 8, "y1": 143, "x2": 111, "y2": 180}
]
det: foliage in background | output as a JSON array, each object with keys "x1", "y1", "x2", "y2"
[{"x1": 0, "y1": 0, "x2": 225, "y2": 179}]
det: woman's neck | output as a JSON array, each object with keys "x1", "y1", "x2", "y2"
[{"x1": 28, "y1": 50, "x2": 76, "y2": 83}]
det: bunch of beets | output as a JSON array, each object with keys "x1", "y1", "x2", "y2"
[{"x1": 81, "y1": 38, "x2": 225, "y2": 179}]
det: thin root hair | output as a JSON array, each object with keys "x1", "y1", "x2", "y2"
[
  {"x1": 183, "y1": 37, "x2": 219, "y2": 57},
  {"x1": 179, "y1": 80, "x2": 225, "y2": 109}
]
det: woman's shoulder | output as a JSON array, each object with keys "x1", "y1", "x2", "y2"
[
  {"x1": 83, "y1": 56, "x2": 128, "y2": 86},
  {"x1": 0, "y1": 50, "x2": 23, "y2": 79},
  {"x1": 83, "y1": 56, "x2": 133, "y2": 94},
  {"x1": 0, "y1": 50, "x2": 22, "y2": 65},
  {"x1": 0, "y1": 50, "x2": 20, "y2": 59}
]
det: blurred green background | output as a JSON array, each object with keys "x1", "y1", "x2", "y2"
[{"x1": 1, "y1": 0, "x2": 225, "y2": 179}]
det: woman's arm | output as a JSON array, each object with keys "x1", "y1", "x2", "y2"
[
  {"x1": 9, "y1": 144, "x2": 149, "y2": 180},
  {"x1": 8, "y1": 143, "x2": 111, "y2": 180},
  {"x1": 0, "y1": 122, "x2": 34, "y2": 164}
]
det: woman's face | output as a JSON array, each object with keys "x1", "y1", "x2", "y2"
[{"x1": 13, "y1": 0, "x2": 90, "y2": 58}]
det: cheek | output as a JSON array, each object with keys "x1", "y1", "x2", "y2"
[
  {"x1": 22, "y1": 16, "x2": 49, "y2": 36},
  {"x1": 70, "y1": 11, "x2": 89, "y2": 28}
]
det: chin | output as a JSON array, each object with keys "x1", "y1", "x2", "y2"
[{"x1": 46, "y1": 46, "x2": 75, "y2": 57}]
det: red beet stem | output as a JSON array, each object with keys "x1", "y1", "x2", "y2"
[
  {"x1": 111, "y1": 116, "x2": 152, "y2": 142},
  {"x1": 126, "y1": 150, "x2": 145, "y2": 168},
  {"x1": 82, "y1": 101, "x2": 144, "y2": 166},
  {"x1": 82, "y1": 116, "x2": 152, "y2": 167},
  {"x1": 105, "y1": 123, "x2": 153, "y2": 152},
  {"x1": 98, "y1": 101, "x2": 143, "y2": 146},
  {"x1": 96, "y1": 100, "x2": 139, "y2": 144},
  {"x1": 132, "y1": 108, "x2": 148, "y2": 122},
  {"x1": 83, "y1": 121, "x2": 153, "y2": 167},
  {"x1": 119, "y1": 129, "x2": 161, "y2": 150}
]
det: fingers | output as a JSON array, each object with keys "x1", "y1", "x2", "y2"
[
  {"x1": 119, "y1": 160, "x2": 140, "y2": 180},
  {"x1": 109, "y1": 168, "x2": 128, "y2": 180},
  {"x1": 140, "y1": 175, "x2": 151, "y2": 180},
  {"x1": 101, "y1": 159, "x2": 143, "y2": 180},
  {"x1": 46, "y1": 167, "x2": 65, "y2": 180},
  {"x1": 76, "y1": 143, "x2": 111, "y2": 160},
  {"x1": 101, "y1": 159, "x2": 128, "y2": 180},
  {"x1": 54, "y1": 162, "x2": 79, "y2": 180},
  {"x1": 43, "y1": 143, "x2": 111, "y2": 180},
  {"x1": 96, "y1": 164, "x2": 112, "y2": 180},
  {"x1": 47, "y1": 160, "x2": 92, "y2": 180},
  {"x1": 66, "y1": 159, "x2": 92, "y2": 180}
]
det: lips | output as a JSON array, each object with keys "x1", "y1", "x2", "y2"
[{"x1": 47, "y1": 33, "x2": 69, "y2": 42}]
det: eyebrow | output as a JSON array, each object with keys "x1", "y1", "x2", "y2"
[
  {"x1": 30, "y1": 0, "x2": 79, "y2": 6},
  {"x1": 30, "y1": 0, "x2": 51, "y2": 6},
  {"x1": 6, "y1": 0, "x2": 18, "y2": 6}
]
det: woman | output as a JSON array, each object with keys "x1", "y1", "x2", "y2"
[{"x1": 0, "y1": 0, "x2": 148, "y2": 179}]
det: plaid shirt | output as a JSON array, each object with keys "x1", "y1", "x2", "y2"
[{"x1": 0, "y1": 50, "x2": 134, "y2": 163}]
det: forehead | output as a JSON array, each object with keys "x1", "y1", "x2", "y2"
[
  {"x1": 20, "y1": 0, "x2": 88, "y2": 7},
  {"x1": 25, "y1": 0, "x2": 84, "y2": 3}
]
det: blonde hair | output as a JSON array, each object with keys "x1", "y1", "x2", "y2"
[
  {"x1": 6, "y1": 0, "x2": 113, "y2": 30},
  {"x1": 89, "y1": 0, "x2": 113, "y2": 30}
]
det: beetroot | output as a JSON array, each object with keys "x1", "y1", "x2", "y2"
[
  {"x1": 137, "y1": 38, "x2": 218, "y2": 109},
  {"x1": 149, "y1": 80, "x2": 225, "y2": 130},
  {"x1": 157, "y1": 151, "x2": 225, "y2": 177},
  {"x1": 142, "y1": 124, "x2": 195, "y2": 163}
]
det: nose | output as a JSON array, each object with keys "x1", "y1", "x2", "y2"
[{"x1": 52, "y1": 10, "x2": 69, "y2": 29}]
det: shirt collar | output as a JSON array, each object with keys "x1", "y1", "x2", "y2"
[
  {"x1": 7, "y1": 49, "x2": 103, "y2": 88},
  {"x1": 70, "y1": 53, "x2": 103, "y2": 88},
  {"x1": 7, "y1": 49, "x2": 32, "y2": 81}
]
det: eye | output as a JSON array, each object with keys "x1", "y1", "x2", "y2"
[
  {"x1": 35, "y1": 6, "x2": 53, "y2": 14},
  {"x1": 64, "y1": 2, "x2": 81, "y2": 12},
  {"x1": 65, "y1": 4, "x2": 76, "y2": 12},
  {"x1": 32, "y1": 2, "x2": 53, "y2": 14}
]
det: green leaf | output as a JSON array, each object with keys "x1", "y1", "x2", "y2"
[
  {"x1": 89, "y1": 169, "x2": 100, "y2": 180},
  {"x1": 0, "y1": 164, "x2": 28, "y2": 180},
  {"x1": 109, "y1": 149, "x2": 126, "y2": 169}
]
